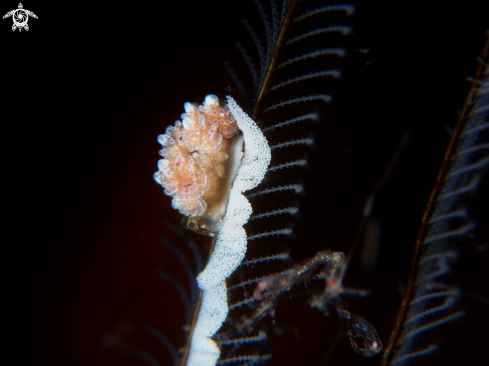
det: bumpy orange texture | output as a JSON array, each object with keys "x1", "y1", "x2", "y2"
[{"x1": 155, "y1": 95, "x2": 239, "y2": 217}]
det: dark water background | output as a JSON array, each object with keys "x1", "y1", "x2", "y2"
[{"x1": 2, "y1": 1, "x2": 488, "y2": 365}]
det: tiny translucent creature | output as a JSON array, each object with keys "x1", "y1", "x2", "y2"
[
  {"x1": 334, "y1": 302, "x2": 383, "y2": 357},
  {"x1": 253, "y1": 251, "x2": 345, "y2": 300},
  {"x1": 252, "y1": 250, "x2": 383, "y2": 357}
]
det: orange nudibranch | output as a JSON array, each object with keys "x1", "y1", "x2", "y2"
[{"x1": 154, "y1": 95, "x2": 243, "y2": 232}]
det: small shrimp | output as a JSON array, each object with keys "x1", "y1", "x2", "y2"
[{"x1": 253, "y1": 249, "x2": 383, "y2": 357}]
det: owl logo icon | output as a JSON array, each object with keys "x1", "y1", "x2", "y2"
[{"x1": 3, "y1": 3, "x2": 37, "y2": 32}]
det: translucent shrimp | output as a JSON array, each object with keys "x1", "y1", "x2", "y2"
[{"x1": 252, "y1": 249, "x2": 383, "y2": 357}]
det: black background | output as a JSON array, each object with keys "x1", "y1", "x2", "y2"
[{"x1": 2, "y1": 1, "x2": 489, "y2": 365}]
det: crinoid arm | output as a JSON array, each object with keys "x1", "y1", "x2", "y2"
[{"x1": 382, "y1": 32, "x2": 489, "y2": 366}]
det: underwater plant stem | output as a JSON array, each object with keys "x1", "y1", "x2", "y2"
[{"x1": 381, "y1": 32, "x2": 489, "y2": 366}]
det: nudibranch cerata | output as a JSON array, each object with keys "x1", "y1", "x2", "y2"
[
  {"x1": 154, "y1": 94, "x2": 244, "y2": 233},
  {"x1": 154, "y1": 95, "x2": 271, "y2": 366}
]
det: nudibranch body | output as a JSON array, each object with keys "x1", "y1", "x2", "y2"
[
  {"x1": 154, "y1": 95, "x2": 243, "y2": 232},
  {"x1": 154, "y1": 95, "x2": 271, "y2": 366}
]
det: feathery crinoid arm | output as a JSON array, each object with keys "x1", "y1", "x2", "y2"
[
  {"x1": 214, "y1": 1, "x2": 356, "y2": 365},
  {"x1": 383, "y1": 32, "x2": 489, "y2": 366}
]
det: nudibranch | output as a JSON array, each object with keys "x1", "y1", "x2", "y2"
[
  {"x1": 154, "y1": 94, "x2": 244, "y2": 233},
  {"x1": 154, "y1": 95, "x2": 271, "y2": 366}
]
